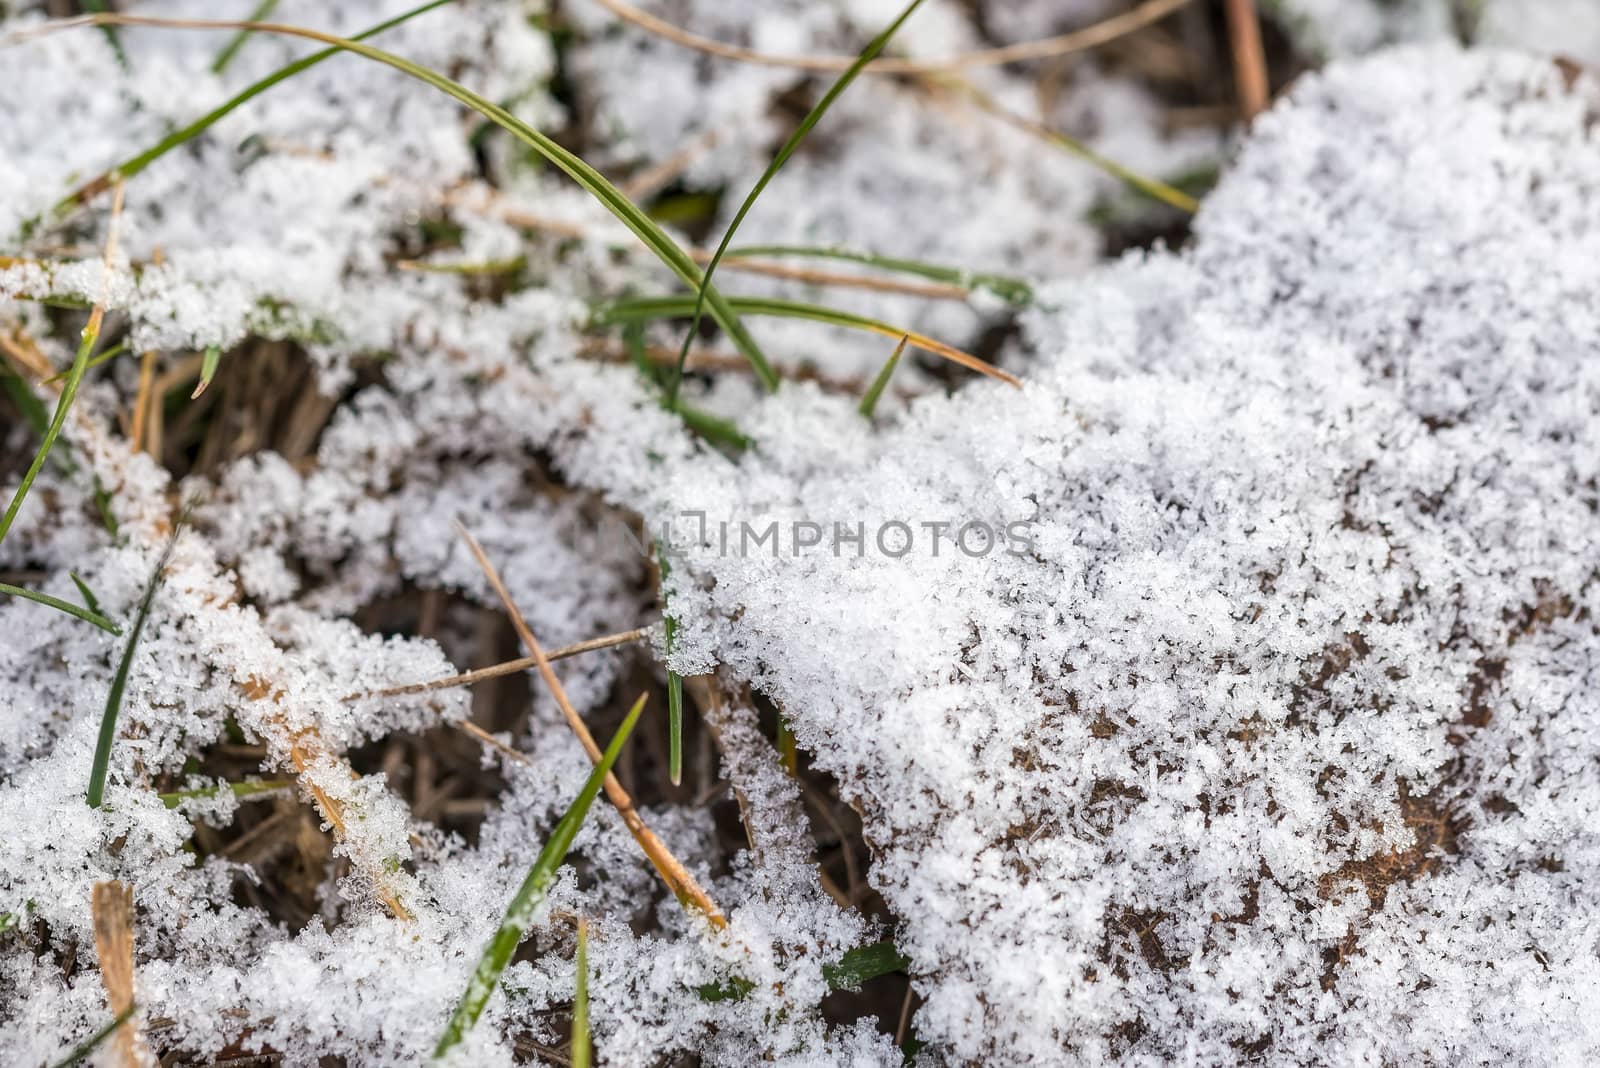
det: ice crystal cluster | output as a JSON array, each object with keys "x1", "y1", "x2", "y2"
[{"x1": 3, "y1": 1, "x2": 1600, "y2": 1066}]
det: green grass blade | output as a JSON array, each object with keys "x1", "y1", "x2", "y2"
[
  {"x1": 672, "y1": 402, "x2": 751, "y2": 452},
  {"x1": 596, "y1": 294, "x2": 1020, "y2": 386},
  {"x1": 658, "y1": 548, "x2": 683, "y2": 787},
  {"x1": 0, "y1": 582, "x2": 121, "y2": 634},
  {"x1": 667, "y1": 0, "x2": 927, "y2": 403},
  {"x1": 822, "y1": 940, "x2": 910, "y2": 990},
  {"x1": 947, "y1": 78, "x2": 1200, "y2": 214},
  {"x1": 2, "y1": 371, "x2": 119, "y2": 537},
  {"x1": 193, "y1": 344, "x2": 223, "y2": 399},
  {"x1": 211, "y1": 0, "x2": 280, "y2": 74},
  {"x1": 624, "y1": 308, "x2": 750, "y2": 451},
  {"x1": 64, "y1": 9, "x2": 776, "y2": 390},
  {"x1": 48, "y1": 1004, "x2": 136, "y2": 1068},
  {"x1": 727, "y1": 244, "x2": 1034, "y2": 307},
  {"x1": 694, "y1": 939, "x2": 907, "y2": 1005},
  {"x1": 88, "y1": 527, "x2": 181, "y2": 808},
  {"x1": 52, "y1": 1, "x2": 452, "y2": 219},
  {"x1": 69, "y1": 571, "x2": 103, "y2": 615},
  {"x1": 571, "y1": 919, "x2": 592, "y2": 1068},
  {"x1": 42, "y1": 340, "x2": 127, "y2": 385},
  {"x1": 859, "y1": 334, "x2": 908, "y2": 418},
  {"x1": 0, "y1": 320, "x2": 103, "y2": 548},
  {"x1": 434, "y1": 694, "x2": 648, "y2": 1059},
  {"x1": 158, "y1": 778, "x2": 292, "y2": 808}
]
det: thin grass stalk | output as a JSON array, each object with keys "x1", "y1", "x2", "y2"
[
  {"x1": 88, "y1": 522, "x2": 180, "y2": 808},
  {"x1": 859, "y1": 334, "x2": 909, "y2": 418},
  {"x1": 433, "y1": 695, "x2": 646, "y2": 1059},
  {"x1": 458, "y1": 525, "x2": 727, "y2": 927},
  {"x1": 0, "y1": 583, "x2": 121, "y2": 634},
  {"x1": 667, "y1": 0, "x2": 926, "y2": 404},
  {"x1": 598, "y1": 294, "x2": 1021, "y2": 387},
  {"x1": 727, "y1": 244, "x2": 1033, "y2": 306},
  {"x1": 941, "y1": 77, "x2": 1200, "y2": 214},
  {"x1": 658, "y1": 547, "x2": 684, "y2": 786},
  {"x1": 572, "y1": 918, "x2": 593, "y2": 1068},
  {"x1": 210, "y1": 0, "x2": 280, "y2": 74},
  {"x1": 0, "y1": 181, "x2": 124, "y2": 549}
]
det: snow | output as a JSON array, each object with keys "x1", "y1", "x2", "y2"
[{"x1": 3, "y1": 0, "x2": 1600, "y2": 1064}]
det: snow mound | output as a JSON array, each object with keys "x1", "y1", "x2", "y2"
[{"x1": 630, "y1": 46, "x2": 1600, "y2": 1064}]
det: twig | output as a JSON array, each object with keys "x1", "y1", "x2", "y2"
[
  {"x1": 587, "y1": 0, "x2": 1193, "y2": 74},
  {"x1": 1223, "y1": 0, "x2": 1270, "y2": 120},
  {"x1": 456, "y1": 524, "x2": 727, "y2": 929}
]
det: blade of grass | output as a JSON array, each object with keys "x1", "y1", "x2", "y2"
[
  {"x1": 48, "y1": 1005, "x2": 137, "y2": 1068},
  {"x1": 42, "y1": 340, "x2": 127, "y2": 385},
  {"x1": 433, "y1": 694, "x2": 647, "y2": 1059},
  {"x1": 695, "y1": 939, "x2": 908, "y2": 1004},
  {"x1": 728, "y1": 244, "x2": 1034, "y2": 307},
  {"x1": 191, "y1": 344, "x2": 222, "y2": 399},
  {"x1": 3, "y1": 347, "x2": 121, "y2": 538},
  {"x1": 157, "y1": 778, "x2": 293, "y2": 808},
  {"x1": 0, "y1": 329, "x2": 99, "y2": 547},
  {"x1": 70, "y1": 572, "x2": 103, "y2": 615},
  {"x1": 51, "y1": 10, "x2": 777, "y2": 389},
  {"x1": 668, "y1": 0, "x2": 927, "y2": 404},
  {"x1": 859, "y1": 334, "x2": 909, "y2": 417},
  {"x1": 775, "y1": 715, "x2": 798, "y2": 775},
  {"x1": 0, "y1": 583, "x2": 121, "y2": 634},
  {"x1": 572, "y1": 918, "x2": 592, "y2": 1068},
  {"x1": 624, "y1": 318, "x2": 751, "y2": 452},
  {"x1": 658, "y1": 547, "x2": 684, "y2": 786},
  {"x1": 88, "y1": 523, "x2": 181, "y2": 808},
  {"x1": 598, "y1": 294, "x2": 1021, "y2": 387},
  {"x1": 49, "y1": 1, "x2": 451, "y2": 220},
  {"x1": 210, "y1": 0, "x2": 279, "y2": 74},
  {"x1": 0, "y1": 181, "x2": 125, "y2": 549},
  {"x1": 823, "y1": 940, "x2": 911, "y2": 990}
]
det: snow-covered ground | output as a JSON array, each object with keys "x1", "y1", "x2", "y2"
[{"x1": 3, "y1": 2, "x2": 1599, "y2": 1065}]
